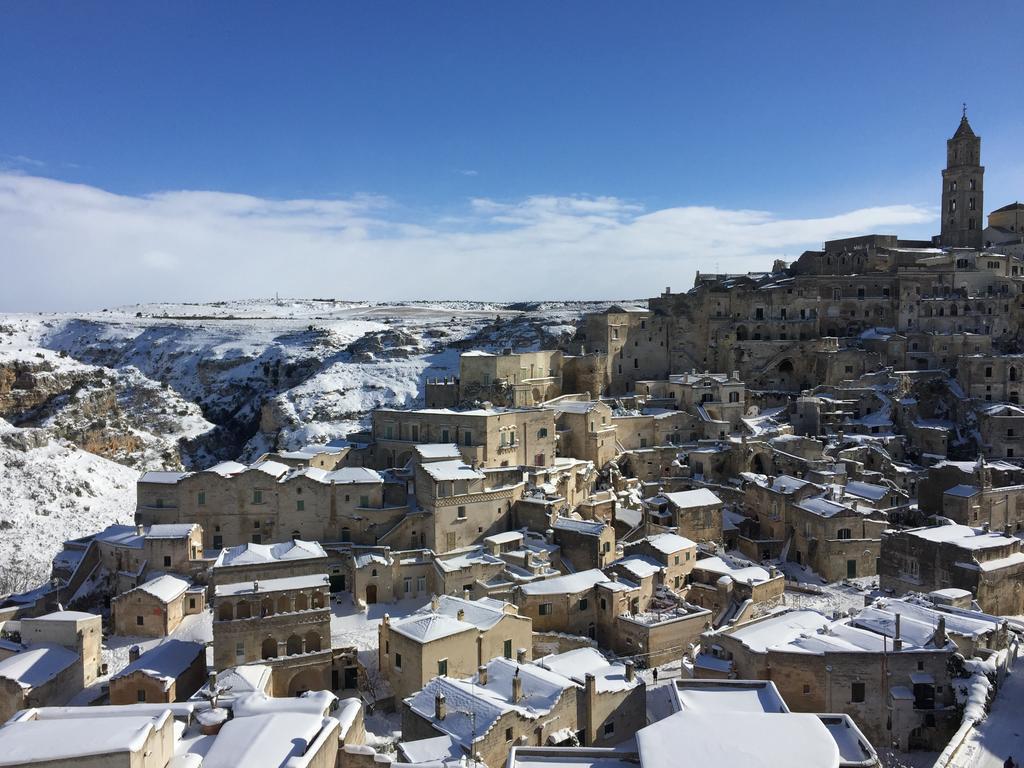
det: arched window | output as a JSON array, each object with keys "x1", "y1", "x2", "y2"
[
  {"x1": 236, "y1": 601, "x2": 252, "y2": 619},
  {"x1": 295, "y1": 593, "x2": 309, "y2": 611},
  {"x1": 277, "y1": 595, "x2": 291, "y2": 613},
  {"x1": 729, "y1": 391, "x2": 739, "y2": 403},
  {"x1": 837, "y1": 528, "x2": 852, "y2": 540},
  {"x1": 312, "y1": 591, "x2": 324, "y2": 609},
  {"x1": 1011, "y1": 367, "x2": 1018, "y2": 382},
  {"x1": 287, "y1": 634, "x2": 303, "y2": 655},
  {"x1": 261, "y1": 597, "x2": 274, "y2": 617},
  {"x1": 304, "y1": 631, "x2": 322, "y2": 653},
  {"x1": 218, "y1": 602, "x2": 234, "y2": 621}
]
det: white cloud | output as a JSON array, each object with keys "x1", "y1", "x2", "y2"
[{"x1": 0, "y1": 172, "x2": 936, "y2": 311}]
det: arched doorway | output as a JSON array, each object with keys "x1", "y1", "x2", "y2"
[
  {"x1": 366, "y1": 584, "x2": 378, "y2": 604},
  {"x1": 261, "y1": 637, "x2": 278, "y2": 659},
  {"x1": 287, "y1": 668, "x2": 324, "y2": 697}
]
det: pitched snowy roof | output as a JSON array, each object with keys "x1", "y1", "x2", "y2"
[
  {"x1": 323, "y1": 466, "x2": 383, "y2": 484},
  {"x1": 416, "y1": 595, "x2": 511, "y2": 630},
  {"x1": 552, "y1": 516, "x2": 606, "y2": 536},
  {"x1": 611, "y1": 555, "x2": 663, "y2": 579},
  {"x1": 535, "y1": 648, "x2": 639, "y2": 693},
  {"x1": 0, "y1": 644, "x2": 79, "y2": 689},
  {"x1": 145, "y1": 523, "x2": 197, "y2": 539},
  {"x1": 214, "y1": 539, "x2": 326, "y2": 568},
  {"x1": 139, "y1": 470, "x2": 187, "y2": 484},
  {"x1": 944, "y1": 484, "x2": 980, "y2": 498},
  {"x1": 420, "y1": 459, "x2": 486, "y2": 482},
  {"x1": 636, "y1": 533, "x2": 696, "y2": 554},
  {"x1": 134, "y1": 574, "x2": 190, "y2": 603},
  {"x1": 795, "y1": 495, "x2": 857, "y2": 519},
  {"x1": 725, "y1": 610, "x2": 831, "y2": 653},
  {"x1": 843, "y1": 480, "x2": 889, "y2": 502},
  {"x1": 770, "y1": 475, "x2": 814, "y2": 494},
  {"x1": 548, "y1": 400, "x2": 601, "y2": 414},
  {"x1": 662, "y1": 488, "x2": 723, "y2": 509},
  {"x1": 519, "y1": 569, "x2": 609, "y2": 596},
  {"x1": 111, "y1": 639, "x2": 204, "y2": 690},
  {"x1": 247, "y1": 460, "x2": 291, "y2": 478},
  {"x1": 204, "y1": 460, "x2": 248, "y2": 477},
  {"x1": 390, "y1": 613, "x2": 476, "y2": 643},
  {"x1": 406, "y1": 658, "x2": 574, "y2": 747}
]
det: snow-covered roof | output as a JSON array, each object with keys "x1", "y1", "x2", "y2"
[
  {"x1": 610, "y1": 555, "x2": 663, "y2": 579},
  {"x1": 534, "y1": 648, "x2": 639, "y2": 693},
  {"x1": 415, "y1": 595, "x2": 511, "y2": 631},
  {"x1": 552, "y1": 517, "x2": 606, "y2": 536},
  {"x1": 111, "y1": 639, "x2": 204, "y2": 690},
  {"x1": 420, "y1": 459, "x2": 486, "y2": 482},
  {"x1": 406, "y1": 658, "x2": 574, "y2": 748},
  {"x1": 548, "y1": 400, "x2": 601, "y2": 415},
  {"x1": 905, "y1": 524, "x2": 1016, "y2": 551},
  {"x1": 416, "y1": 443, "x2": 464, "y2": 460},
  {"x1": 214, "y1": 573, "x2": 330, "y2": 597},
  {"x1": 139, "y1": 470, "x2": 187, "y2": 484},
  {"x1": 692, "y1": 556, "x2": 772, "y2": 584},
  {"x1": 248, "y1": 460, "x2": 291, "y2": 478},
  {"x1": 145, "y1": 523, "x2": 197, "y2": 539},
  {"x1": 519, "y1": 569, "x2": 610, "y2": 596},
  {"x1": 193, "y1": 664, "x2": 273, "y2": 703},
  {"x1": 485, "y1": 530, "x2": 525, "y2": 546},
  {"x1": 27, "y1": 610, "x2": 97, "y2": 623},
  {"x1": 725, "y1": 610, "x2": 831, "y2": 653},
  {"x1": 389, "y1": 613, "x2": 476, "y2": 643},
  {"x1": 770, "y1": 475, "x2": 814, "y2": 494},
  {"x1": 637, "y1": 710, "x2": 840, "y2": 768},
  {"x1": 672, "y1": 680, "x2": 789, "y2": 714},
  {"x1": 843, "y1": 480, "x2": 889, "y2": 502},
  {"x1": 323, "y1": 466, "x2": 383, "y2": 484},
  {"x1": 0, "y1": 709, "x2": 173, "y2": 765},
  {"x1": 214, "y1": 539, "x2": 326, "y2": 568},
  {"x1": 944, "y1": 484, "x2": 980, "y2": 498},
  {"x1": 0, "y1": 644, "x2": 78, "y2": 690},
  {"x1": 134, "y1": 574, "x2": 190, "y2": 603},
  {"x1": 204, "y1": 460, "x2": 248, "y2": 477},
  {"x1": 661, "y1": 488, "x2": 722, "y2": 509},
  {"x1": 200, "y1": 711, "x2": 333, "y2": 768},
  {"x1": 794, "y1": 495, "x2": 857, "y2": 519},
  {"x1": 635, "y1": 532, "x2": 696, "y2": 554},
  {"x1": 398, "y1": 733, "x2": 463, "y2": 763}
]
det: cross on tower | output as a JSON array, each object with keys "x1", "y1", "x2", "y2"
[{"x1": 962, "y1": 102, "x2": 967, "y2": 119}]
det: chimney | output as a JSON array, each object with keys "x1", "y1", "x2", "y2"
[
  {"x1": 478, "y1": 665, "x2": 488, "y2": 686},
  {"x1": 208, "y1": 671, "x2": 217, "y2": 691},
  {"x1": 732, "y1": 371, "x2": 740, "y2": 381},
  {"x1": 893, "y1": 613, "x2": 903, "y2": 652},
  {"x1": 511, "y1": 670, "x2": 523, "y2": 703},
  {"x1": 934, "y1": 615, "x2": 947, "y2": 647},
  {"x1": 435, "y1": 692, "x2": 446, "y2": 720},
  {"x1": 136, "y1": 523, "x2": 145, "y2": 536},
  {"x1": 769, "y1": 565, "x2": 779, "y2": 579},
  {"x1": 625, "y1": 660, "x2": 635, "y2": 682},
  {"x1": 516, "y1": 648, "x2": 527, "y2": 664},
  {"x1": 253, "y1": 579, "x2": 259, "y2": 593},
  {"x1": 982, "y1": 522, "x2": 990, "y2": 533},
  {"x1": 463, "y1": 587, "x2": 472, "y2": 600},
  {"x1": 545, "y1": 528, "x2": 555, "y2": 544},
  {"x1": 431, "y1": 594, "x2": 440, "y2": 612},
  {"x1": 382, "y1": 613, "x2": 390, "y2": 627},
  {"x1": 610, "y1": 572, "x2": 619, "y2": 582},
  {"x1": 128, "y1": 645, "x2": 141, "y2": 663},
  {"x1": 457, "y1": 609, "x2": 465, "y2": 622}
]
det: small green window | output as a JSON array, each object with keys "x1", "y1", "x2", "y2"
[
  {"x1": 296, "y1": 499, "x2": 305, "y2": 511},
  {"x1": 197, "y1": 491, "x2": 206, "y2": 506}
]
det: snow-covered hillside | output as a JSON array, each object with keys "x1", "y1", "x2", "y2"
[{"x1": 0, "y1": 298, "x2": 622, "y2": 580}]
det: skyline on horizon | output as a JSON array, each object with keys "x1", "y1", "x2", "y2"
[{"x1": 1, "y1": 2, "x2": 1022, "y2": 311}]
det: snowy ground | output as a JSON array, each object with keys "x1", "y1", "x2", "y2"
[{"x1": 949, "y1": 649, "x2": 1024, "y2": 768}]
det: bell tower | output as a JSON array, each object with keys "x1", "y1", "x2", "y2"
[{"x1": 940, "y1": 106, "x2": 984, "y2": 250}]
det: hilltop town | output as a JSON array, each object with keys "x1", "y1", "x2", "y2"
[{"x1": 0, "y1": 114, "x2": 1023, "y2": 768}]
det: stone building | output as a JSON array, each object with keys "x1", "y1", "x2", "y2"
[
  {"x1": 425, "y1": 349, "x2": 565, "y2": 408},
  {"x1": 401, "y1": 657, "x2": 580, "y2": 768},
  {"x1": 695, "y1": 607, "x2": 959, "y2": 751},
  {"x1": 879, "y1": 523, "x2": 1024, "y2": 615},
  {"x1": 544, "y1": 399, "x2": 618, "y2": 468},
  {"x1": 111, "y1": 574, "x2": 205, "y2": 637},
  {"x1": 211, "y1": 539, "x2": 333, "y2": 696},
  {"x1": 108, "y1": 638, "x2": 206, "y2": 705},
  {"x1": 136, "y1": 460, "x2": 395, "y2": 549},
  {"x1": 643, "y1": 488, "x2": 724, "y2": 544},
  {"x1": 622, "y1": 533, "x2": 698, "y2": 591},
  {"x1": 379, "y1": 594, "x2": 533, "y2": 701},
  {"x1": 786, "y1": 495, "x2": 888, "y2": 581},
  {"x1": 0, "y1": 610, "x2": 102, "y2": 724},
  {"x1": 372, "y1": 406, "x2": 557, "y2": 469}
]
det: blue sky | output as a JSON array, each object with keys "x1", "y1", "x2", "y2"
[{"x1": 1, "y1": 2, "x2": 1023, "y2": 310}]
